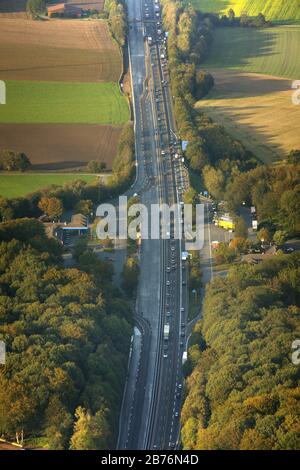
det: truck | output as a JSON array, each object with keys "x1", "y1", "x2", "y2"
[
  {"x1": 182, "y1": 351, "x2": 187, "y2": 365},
  {"x1": 214, "y1": 215, "x2": 235, "y2": 231},
  {"x1": 164, "y1": 323, "x2": 170, "y2": 341}
]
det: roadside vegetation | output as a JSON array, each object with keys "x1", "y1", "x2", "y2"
[{"x1": 187, "y1": 0, "x2": 300, "y2": 21}]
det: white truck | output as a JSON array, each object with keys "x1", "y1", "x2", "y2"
[{"x1": 164, "y1": 323, "x2": 170, "y2": 341}]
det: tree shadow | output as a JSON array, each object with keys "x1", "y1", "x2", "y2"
[{"x1": 205, "y1": 27, "x2": 278, "y2": 70}]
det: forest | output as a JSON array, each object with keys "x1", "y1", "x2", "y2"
[
  {"x1": 0, "y1": 219, "x2": 133, "y2": 449},
  {"x1": 182, "y1": 253, "x2": 300, "y2": 450}
]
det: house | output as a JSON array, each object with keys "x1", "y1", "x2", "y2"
[
  {"x1": 47, "y1": 3, "x2": 82, "y2": 18},
  {"x1": 43, "y1": 213, "x2": 89, "y2": 245}
]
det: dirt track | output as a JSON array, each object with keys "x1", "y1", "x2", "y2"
[{"x1": 0, "y1": 124, "x2": 123, "y2": 170}]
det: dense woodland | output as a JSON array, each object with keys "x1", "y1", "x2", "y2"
[
  {"x1": 182, "y1": 254, "x2": 300, "y2": 449},
  {"x1": 0, "y1": 219, "x2": 133, "y2": 448}
]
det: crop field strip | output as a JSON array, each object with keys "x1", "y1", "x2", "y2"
[
  {"x1": 0, "y1": 123, "x2": 123, "y2": 169},
  {"x1": 0, "y1": 173, "x2": 97, "y2": 198},
  {"x1": 203, "y1": 26, "x2": 300, "y2": 79},
  {"x1": 0, "y1": 81, "x2": 129, "y2": 125},
  {"x1": 0, "y1": 18, "x2": 122, "y2": 82},
  {"x1": 188, "y1": 0, "x2": 300, "y2": 20}
]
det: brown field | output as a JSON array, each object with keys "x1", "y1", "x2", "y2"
[
  {"x1": 197, "y1": 70, "x2": 300, "y2": 163},
  {"x1": 0, "y1": 18, "x2": 122, "y2": 82},
  {"x1": 0, "y1": 124, "x2": 122, "y2": 170},
  {"x1": 0, "y1": 0, "x2": 104, "y2": 17}
]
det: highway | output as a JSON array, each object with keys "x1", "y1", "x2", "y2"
[{"x1": 117, "y1": 0, "x2": 190, "y2": 450}]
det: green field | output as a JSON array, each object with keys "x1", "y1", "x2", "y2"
[
  {"x1": 0, "y1": 81, "x2": 129, "y2": 125},
  {"x1": 188, "y1": 0, "x2": 300, "y2": 20},
  {"x1": 0, "y1": 173, "x2": 97, "y2": 198},
  {"x1": 203, "y1": 25, "x2": 300, "y2": 79}
]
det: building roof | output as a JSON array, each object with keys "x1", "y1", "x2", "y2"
[{"x1": 47, "y1": 3, "x2": 66, "y2": 13}]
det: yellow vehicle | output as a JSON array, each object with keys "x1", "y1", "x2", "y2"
[{"x1": 215, "y1": 215, "x2": 235, "y2": 231}]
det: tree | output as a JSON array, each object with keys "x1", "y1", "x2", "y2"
[
  {"x1": 87, "y1": 160, "x2": 106, "y2": 173},
  {"x1": 280, "y1": 187, "x2": 300, "y2": 232},
  {"x1": 74, "y1": 199, "x2": 93, "y2": 217},
  {"x1": 70, "y1": 407, "x2": 111, "y2": 450},
  {"x1": 234, "y1": 216, "x2": 248, "y2": 239},
  {"x1": 203, "y1": 165, "x2": 225, "y2": 200},
  {"x1": 0, "y1": 150, "x2": 31, "y2": 171},
  {"x1": 121, "y1": 256, "x2": 139, "y2": 296},
  {"x1": 38, "y1": 197, "x2": 63, "y2": 219},
  {"x1": 27, "y1": 0, "x2": 46, "y2": 18},
  {"x1": 273, "y1": 230, "x2": 286, "y2": 246},
  {"x1": 195, "y1": 71, "x2": 214, "y2": 100},
  {"x1": 228, "y1": 8, "x2": 235, "y2": 22},
  {"x1": 183, "y1": 187, "x2": 198, "y2": 207},
  {"x1": 257, "y1": 227, "x2": 271, "y2": 244},
  {"x1": 287, "y1": 150, "x2": 300, "y2": 165}
]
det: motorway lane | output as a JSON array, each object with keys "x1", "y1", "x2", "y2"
[
  {"x1": 118, "y1": 0, "x2": 164, "y2": 450},
  {"x1": 118, "y1": 0, "x2": 189, "y2": 450}
]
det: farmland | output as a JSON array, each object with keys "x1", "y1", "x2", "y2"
[
  {"x1": 0, "y1": 81, "x2": 129, "y2": 124},
  {"x1": 203, "y1": 25, "x2": 300, "y2": 79},
  {"x1": 0, "y1": 12, "x2": 130, "y2": 172},
  {"x1": 0, "y1": 18, "x2": 122, "y2": 82},
  {"x1": 0, "y1": 173, "x2": 97, "y2": 198},
  {"x1": 188, "y1": 0, "x2": 300, "y2": 21},
  {"x1": 0, "y1": 124, "x2": 123, "y2": 170},
  {"x1": 197, "y1": 69, "x2": 300, "y2": 163}
]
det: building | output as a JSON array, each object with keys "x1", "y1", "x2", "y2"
[{"x1": 43, "y1": 213, "x2": 89, "y2": 245}]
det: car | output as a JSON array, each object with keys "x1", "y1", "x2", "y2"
[
  {"x1": 180, "y1": 341, "x2": 184, "y2": 348},
  {"x1": 170, "y1": 442, "x2": 175, "y2": 449},
  {"x1": 181, "y1": 322, "x2": 185, "y2": 328},
  {"x1": 180, "y1": 307, "x2": 185, "y2": 312},
  {"x1": 176, "y1": 392, "x2": 181, "y2": 399},
  {"x1": 166, "y1": 280, "x2": 170, "y2": 286},
  {"x1": 166, "y1": 266, "x2": 171, "y2": 273},
  {"x1": 180, "y1": 332, "x2": 185, "y2": 338},
  {"x1": 166, "y1": 311, "x2": 171, "y2": 317},
  {"x1": 174, "y1": 411, "x2": 179, "y2": 418},
  {"x1": 182, "y1": 280, "x2": 186, "y2": 286}
]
